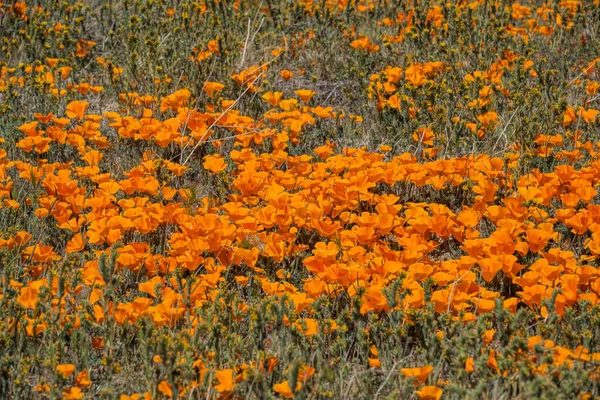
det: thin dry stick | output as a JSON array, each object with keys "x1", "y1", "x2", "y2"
[
  {"x1": 200, "y1": 128, "x2": 262, "y2": 143},
  {"x1": 205, "y1": 370, "x2": 213, "y2": 400},
  {"x1": 240, "y1": 3, "x2": 264, "y2": 68},
  {"x1": 447, "y1": 271, "x2": 470, "y2": 313},
  {"x1": 180, "y1": 54, "x2": 283, "y2": 167},
  {"x1": 323, "y1": 81, "x2": 346, "y2": 103},
  {"x1": 567, "y1": 61, "x2": 598, "y2": 86},
  {"x1": 177, "y1": 59, "x2": 218, "y2": 163},
  {"x1": 240, "y1": 18, "x2": 252, "y2": 68},
  {"x1": 177, "y1": 64, "x2": 261, "y2": 161},
  {"x1": 249, "y1": 18, "x2": 265, "y2": 51},
  {"x1": 180, "y1": 74, "x2": 261, "y2": 167},
  {"x1": 492, "y1": 107, "x2": 519, "y2": 155},
  {"x1": 586, "y1": 93, "x2": 600, "y2": 104},
  {"x1": 413, "y1": 126, "x2": 427, "y2": 160},
  {"x1": 373, "y1": 362, "x2": 398, "y2": 400}
]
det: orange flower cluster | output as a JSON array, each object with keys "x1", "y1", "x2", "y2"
[{"x1": 3, "y1": 80, "x2": 600, "y2": 391}]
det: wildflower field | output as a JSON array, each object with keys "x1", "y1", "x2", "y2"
[{"x1": 2, "y1": 0, "x2": 600, "y2": 398}]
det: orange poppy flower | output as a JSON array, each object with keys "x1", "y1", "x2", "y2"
[
  {"x1": 293, "y1": 318, "x2": 318, "y2": 336},
  {"x1": 525, "y1": 228, "x2": 553, "y2": 253},
  {"x1": 139, "y1": 276, "x2": 162, "y2": 298},
  {"x1": 66, "y1": 234, "x2": 85, "y2": 253},
  {"x1": 17, "y1": 286, "x2": 39, "y2": 309},
  {"x1": 203, "y1": 81, "x2": 225, "y2": 98},
  {"x1": 56, "y1": 364, "x2": 76, "y2": 379},
  {"x1": 280, "y1": 70, "x2": 294, "y2": 80},
  {"x1": 262, "y1": 91, "x2": 283, "y2": 107},
  {"x1": 273, "y1": 380, "x2": 302, "y2": 399},
  {"x1": 203, "y1": 154, "x2": 227, "y2": 173},
  {"x1": 415, "y1": 386, "x2": 443, "y2": 400},
  {"x1": 580, "y1": 108, "x2": 599, "y2": 123},
  {"x1": 401, "y1": 365, "x2": 434, "y2": 385},
  {"x1": 294, "y1": 89, "x2": 316, "y2": 103},
  {"x1": 62, "y1": 387, "x2": 84, "y2": 400},
  {"x1": 214, "y1": 369, "x2": 235, "y2": 393},
  {"x1": 157, "y1": 381, "x2": 172, "y2": 398},
  {"x1": 65, "y1": 100, "x2": 89, "y2": 120}
]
